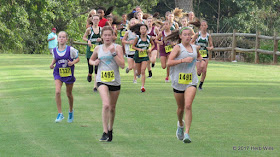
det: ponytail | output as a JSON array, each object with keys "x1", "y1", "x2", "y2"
[
  {"x1": 165, "y1": 27, "x2": 194, "y2": 43},
  {"x1": 189, "y1": 17, "x2": 201, "y2": 28},
  {"x1": 130, "y1": 23, "x2": 148, "y2": 36},
  {"x1": 165, "y1": 30, "x2": 180, "y2": 43}
]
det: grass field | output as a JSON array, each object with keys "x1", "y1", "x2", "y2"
[{"x1": 0, "y1": 54, "x2": 279, "y2": 157}]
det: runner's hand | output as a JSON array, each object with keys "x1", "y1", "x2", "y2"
[
  {"x1": 182, "y1": 57, "x2": 193, "y2": 63},
  {"x1": 50, "y1": 64, "x2": 54, "y2": 69},
  {"x1": 109, "y1": 44, "x2": 116, "y2": 53},
  {"x1": 96, "y1": 38, "x2": 102, "y2": 42},
  {"x1": 88, "y1": 40, "x2": 92, "y2": 47},
  {"x1": 94, "y1": 59, "x2": 100, "y2": 65},
  {"x1": 67, "y1": 60, "x2": 74, "y2": 66},
  {"x1": 206, "y1": 47, "x2": 213, "y2": 51}
]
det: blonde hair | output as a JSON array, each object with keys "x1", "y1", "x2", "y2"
[
  {"x1": 57, "y1": 31, "x2": 68, "y2": 48},
  {"x1": 58, "y1": 31, "x2": 68, "y2": 39},
  {"x1": 88, "y1": 9, "x2": 96, "y2": 18},
  {"x1": 128, "y1": 18, "x2": 137, "y2": 30}
]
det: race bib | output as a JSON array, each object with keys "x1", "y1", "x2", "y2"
[
  {"x1": 129, "y1": 45, "x2": 135, "y2": 51},
  {"x1": 59, "y1": 67, "x2": 72, "y2": 77},
  {"x1": 90, "y1": 44, "x2": 96, "y2": 52},
  {"x1": 178, "y1": 73, "x2": 192, "y2": 84},
  {"x1": 101, "y1": 70, "x2": 115, "y2": 82},
  {"x1": 199, "y1": 50, "x2": 207, "y2": 58},
  {"x1": 121, "y1": 31, "x2": 126, "y2": 37},
  {"x1": 138, "y1": 50, "x2": 147, "y2": 57},
  {"x1": 165, "y1": 45, "x2": 173, "y2": 53}
]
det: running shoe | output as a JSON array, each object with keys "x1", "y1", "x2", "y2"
[
  {"x1": 55, "y1": 113, "x2": 64, "y2": 123},
  {"x1": 87, "y1": 75, "x2": 92, "y2": 82},
  {"x1": 183, "y1": 133, "x2": 192, "y2": 143},
  {"x1": 141, "y1": 87, "x2": 146, "y2": 92},
  {"x1": 108, "y1": 130, "x2": 113, "y2": 142},
  {"x1": 93, "y1": 87, "x2": 98, "y2": 92},
  {"x1": 67, "y1": 110, "x2": 74, "y2": 123},
  {"x1": 165, "y1": 77, "x2": 169, "y2": 83},
  {"x1": 133, "y1": 80, "x2": 137, "y2": 84},
  {"x1": 126, "y1": 68, "x2": 129, "y2": 73},
  {"x1": 99, "y1": 132, "x2": 109, "y2": 142},
  {"x1": 176, "y1": 121, "x2": 184, "y2": 140}
]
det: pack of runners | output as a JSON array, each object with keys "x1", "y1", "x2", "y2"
[{"x1": 49, "y1": 6, "x2": 214, "y2": 144}]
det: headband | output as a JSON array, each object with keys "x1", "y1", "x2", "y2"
[{"x1": 179, "y1": 27, "x2": 193, "y2": 34}]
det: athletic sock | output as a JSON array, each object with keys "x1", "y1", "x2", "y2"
[
  {"x1": 199, "y1": 82, "x2": 204, "y2": 88},
  {"x1": 152, "y1": 63, "x2": 155, "y2": 67},
  {"x1": 148, "y1": 70, "x2": 152, "y2": 77}
]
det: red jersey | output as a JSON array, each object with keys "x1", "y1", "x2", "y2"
[{"x1": 98, "y1": 18, "x2": 108, "y2": 27}]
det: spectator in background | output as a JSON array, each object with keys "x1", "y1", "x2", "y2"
[{"x1": 47, "y1": 27, "x2": 58, "y2": 54}]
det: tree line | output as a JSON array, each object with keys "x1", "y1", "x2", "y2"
[{"x1": 1, "y1": 0, "x2": 279, "y2": 54}]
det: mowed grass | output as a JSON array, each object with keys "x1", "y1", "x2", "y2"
[{"x1": 0, "y1": 54, "x2": 279, "y2": 157}]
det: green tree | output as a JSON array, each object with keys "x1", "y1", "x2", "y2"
[
  {"x1": 0, "y1": 0, "x2": 158, "y2": 54},
  {"x1": 226, "y1": 0, "x2": 280, "y2": 35}
]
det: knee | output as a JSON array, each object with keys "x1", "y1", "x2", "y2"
[
  {"x1": 185, "y1": 104, "x2": 192, "y2": 111},
  {"x1": 141, "y1": 69, "x2": 145, "y2": 75},
  {"x1": 110, "y1": 105, "x2": 116, "y2": 112},
  {"x1": 177, "y1": 107, "x2": 184, "y2": 114},
  {"x1": 66, "y1": 91, "x2": 72, "y2": 98},
  {"x1": 103, "y1": 104, "x2": 110, "y2": 111},
  {"x1": 55, "y1": 90, "x2": 61, "y2": 96},
  {"x1": 161, "y1": 65, "x2": 166, "y2": 69}
]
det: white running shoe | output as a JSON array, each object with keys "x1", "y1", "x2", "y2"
[
  {"x1": 183, "y1": 133, "x2": 192, "y2": 143},
  {"x1": 55, "y1": 113, "x2": 64, "y2": 123},
  {"x1": 176, "y1": 121, "x2": 184, "y2": 140}
]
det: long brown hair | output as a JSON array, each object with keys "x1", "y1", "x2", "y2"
[
  {"x1": 165, "y1": 27, "x2": 194, "y2": 43},
  {"x1": 130, "y1": 23, "x2": 148, "y2": 36},
  {"x1": 189, "y1": 17, "x2": 201, "y2": 28}
]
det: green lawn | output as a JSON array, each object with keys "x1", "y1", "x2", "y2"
[{"x1": 0, "y1": 54, "x2": 279, "y2": 157}]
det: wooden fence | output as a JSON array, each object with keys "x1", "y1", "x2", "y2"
[
  {"x1": 209, "y1": 30, "x2": 279, "y2": 64},
  {"x1": 70, "y1": 29, "x2": 280, "y2": 64},
  {"x1": 70, "y1": 39, "x2": 87, "y2": 47}
]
